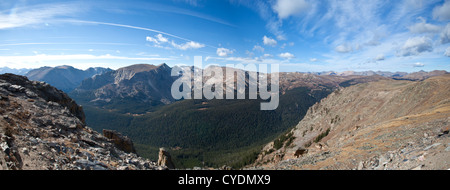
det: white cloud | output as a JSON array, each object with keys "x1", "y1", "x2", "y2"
[
  {"x1": 216, "y1": 48, "x2": 234, "y2": 57},
  {"x1": 146, "y1": 36, "x2": 159, "y2": 44},
  {"x1": 146, "y1": 33, "x2": 204, "y2": 50},
  {"x1": 441, "y1": 24, "x2": 450, "y2": 44},
  {"x1": 146, "y1": 33, "x2": 169, "y2": 44},
  {"x1": 335, "y1": 44, "x2": 352, "y2": 53},
  {"x1": 399, "y1": 36, "x2": 432, "y2": 56},
  {"x1": 253, "y1": 45, "x2": 265, "y2": 52},
  {"x1": 310, "y1": 58, "x2": 318, "y2": 62},
  {"x1": 445, "y1": 47, "x2": 450, "y2": 57},
  {"x1": 408, "y1": 21, "x2": 441, "y2": 34},
  {"x1": 155, "y1": 34, "x2": 169, "y2": 43},
  {"x1": 171, "y1": 41, "x2": 205, "y2": 50},
  {"x1": 279, "y1": 52, "x2": 295, "y2": 59},
  {"x1": 272, "y1": 0, "x2": 309, "y2": 19},
  {"x1": 433, "y1": 0, "x2": 450, "y2": 21},
  {"x1": 375, "y1": 54, "x2": 385, "y2": 61},
  {"x1": 263, "y1": 54, "x2": 273, "y2": 57},
  {"x1": 413, "y1": 62, "x2": 425, "y2": 67},
  {"x1": 263, "y1": 36, "x2": 277, "y2": 46}
]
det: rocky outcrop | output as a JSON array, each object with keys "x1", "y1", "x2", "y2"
[
  {"x1": 0, "y1": 74, "x2": 164, "y2": 170},
  {"x1": 0, "y1": 74, "x2": 85, "y2": 124},
  {"x1": 157, "y1": 148, "x2": 175, "y2": 169},
  {"x1": 252, "y1": 74, "x2": 450, "y2": 170},
  {"x1": 102, "y1": 129, "x2": 136, "y2": 153}
]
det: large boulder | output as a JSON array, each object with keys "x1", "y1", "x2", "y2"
[
  {"x1": 102, "y1": 129, "x2": 136, "y2": 153},
  {"x1": 157, "y1": 148, "x2": 175, "y2": 169}
]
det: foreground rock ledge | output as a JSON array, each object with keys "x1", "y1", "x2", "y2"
[{"x1": 0, "y1": 74, "x2": 165, "y2": 170}]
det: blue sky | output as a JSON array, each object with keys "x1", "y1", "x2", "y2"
[{"x1": 0, "y1": 0, "x2": 449, "y2": 72}]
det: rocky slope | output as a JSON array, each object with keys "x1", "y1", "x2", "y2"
[
  {"x1": 26, "y1": 65, "x2": 112, "y2": 93},
  {"x1": 0, "y1": 74, "x2": 164, "y2": 170},
  {"x1": 251, "y1": 74, "x2": 450, "y2": 170}
]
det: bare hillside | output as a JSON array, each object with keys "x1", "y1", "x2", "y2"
[{"x1": 252, "y1": 74, "x2": 450, "y2": 170}]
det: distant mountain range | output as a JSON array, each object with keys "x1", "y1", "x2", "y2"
[
  {"x1": 25, "y1": 65, "x2": 113, "y2": 93},
  {"x1": 1, "y1": 63, "x2": 448, "y2": 169},
  {"x1": 66, "y1": 63, "x2": 395, "y2": 168},
  {"x1": 0, "y1": 67, "x2": 32, "y2": 75},
  {"x1": 307, "y1": 70, "x2": 448, "y2": 80},
  {"x1": 2, "y1": 65, "x2": 447, "y2": 95}
]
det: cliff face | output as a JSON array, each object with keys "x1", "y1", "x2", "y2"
[
  {"x1": 252, "y1": 74, "x2": 450, "y2": 170},
  {"x1": 73, "y1": 63, "x2": 176, "y2": 105},
  {"x1": 0, "y1": 74, "x2": 164, "y2": 170}
]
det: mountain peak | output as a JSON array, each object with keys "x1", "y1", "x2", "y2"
[
  {"x1": 26, "y1": 66, "x2": 113, "y2": 92},
  {"x1": 118, "y1": 64, "x2": 158, "y2": 73},
  {"x1": 158, "y1": 63, "x2": 169, "y2": 68},
  {"x1": 55, "y1": 65, "x2": 76, "y2": 70}
]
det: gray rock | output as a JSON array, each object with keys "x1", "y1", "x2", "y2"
[
  {"x1": 424, "y1": 143, "x2": 441, "y2": 151},
  {"x1": 25, "y1": 90, "x2": 37, "y2": 97},
  {"x1": 1, "y1": 142, "x2": 9, "y2": 154},
  {"x1": 357, "y1": 161, "x2": 364, "y2": 170},
  {"x1": 9, "y1": 84, "x2": 25, "y2": 92},
  {"x1": 21, "y1": 148, "x2": 29, "y2": 155}
]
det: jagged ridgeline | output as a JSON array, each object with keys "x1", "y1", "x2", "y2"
[{"x1": 68, "y1": 64, "x2": 386, "y2": 168}]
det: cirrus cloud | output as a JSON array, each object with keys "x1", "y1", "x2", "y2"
[
  {"x1": 445, "y1": 47, "x2": 450, "y2": 57},
  {"x1": 272, "y1": 0, "x2": 309, "y2": 19},
  {"x1": 0, "y1": 2, "x2": 83, "y2": 29}
]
